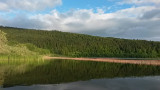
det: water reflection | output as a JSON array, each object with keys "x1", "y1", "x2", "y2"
[
  {"x1": 3, "y1": 76, "x2": 160, "y2": 90},
  {"x1": 1, "y1": 59, "x2": 160, "y2": 89}
]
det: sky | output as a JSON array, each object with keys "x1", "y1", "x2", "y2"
[{"x1": 0, "y1": 0, "x2": 160, "y2": 41}]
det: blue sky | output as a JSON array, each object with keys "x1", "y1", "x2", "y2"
[
  {"x1": 55, "y1": 0, "x2": 127, "y2": 13},
  {"x1": 0, "y1": 0, "x2": 132, "y2": 16},
  {"x1": 0, "y1": 0, "x2": 160, "y2": 41}
]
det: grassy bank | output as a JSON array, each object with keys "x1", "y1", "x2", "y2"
[
  {"x1": 0, "y1": 55, "x2": 43, "y2": 64},
  {"x1": 0, "y1": 30, "x2": 50, "y2": 61}
]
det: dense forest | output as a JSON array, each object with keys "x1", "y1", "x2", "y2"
[{"x1": 1, "y1": 26, "x2": 160, "y2": 58}]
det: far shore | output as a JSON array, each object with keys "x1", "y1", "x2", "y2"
[{"x1": 44, "y1": 56, "x2": 160, "y2": 66}]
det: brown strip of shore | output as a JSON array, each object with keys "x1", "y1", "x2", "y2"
[{"x1": 44, "y1": 56, "x2": 160, "y2": 66}]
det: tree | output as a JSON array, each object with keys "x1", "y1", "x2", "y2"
[
  {"x1": 0, "y1": 30, "x2": 9, "y2": 54},
  {"x1": 0, "y1": 30, "x2": 7, "y2": 45}
]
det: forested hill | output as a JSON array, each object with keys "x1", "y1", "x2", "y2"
[{"x1": 1, "y1": 26, "x2": 160, "y2": 58}]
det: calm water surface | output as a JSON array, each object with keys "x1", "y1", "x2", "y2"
[
  {"x1": 2, "y1": 76, "x2": 160, "y2": 90},
  {"x1": 1, "y1": 59, "x2": 160, "y2": 90}
]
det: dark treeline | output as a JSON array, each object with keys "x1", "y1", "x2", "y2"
[{"x1": 1, "y1": 26, "x2": 160, "y2": 58}]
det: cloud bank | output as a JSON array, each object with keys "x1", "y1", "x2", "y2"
[
  {"x1": 0, "y1": 0, "x2": 62, "y2": 11},
  {"x1": 0, "y1": 0, "x2": 160, "y2": 41}
]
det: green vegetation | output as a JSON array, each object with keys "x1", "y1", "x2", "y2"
[
  {"x1": 1, "y1": 59, "x2": 160, "y2": 87},
  {"x1": 1, "y1": 26, "x2": 160, "y2": 58},
  {"x1": 0, "y1": 30, "x2": 9, "y2": 54},
  {"x1": 0, "y1": 59, "x2": 46, "y2": 87},
  {"x1": 1, "y1": 26, "x2": 160, "y2": 88},
  {"x1": 0, "y1": 29, "x2": 50, "y2": 61}
]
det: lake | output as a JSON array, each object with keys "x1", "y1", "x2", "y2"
[
  {"x1": 0, "y1": 59, "x2": 160, "y2": 90},
  {"x1": 2, "y1": 76, "x2": 160, "y2": 90}
]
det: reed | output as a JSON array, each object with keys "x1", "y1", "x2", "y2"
[{"x1": 0, "y1": 54, "x2": 44, "y2": 65}]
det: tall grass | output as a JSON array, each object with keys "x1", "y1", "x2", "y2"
[{"x1": 0, "y1": 54, "x2": 44, "y2": 65}]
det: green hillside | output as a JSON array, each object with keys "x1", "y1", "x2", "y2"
[
  {"x1": 0, "y1": 30, "x2": 36, "y2": 56},
  {"x1": 0, "y1": 29, "x2": 50, "y2": 61},
  {"x1": 1, "y1": 26, "x2": 160, "y2": 58}
]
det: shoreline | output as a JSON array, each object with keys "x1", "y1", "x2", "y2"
[{"x1": 44, "y1": 56, "x2": 160, "y2": 66}]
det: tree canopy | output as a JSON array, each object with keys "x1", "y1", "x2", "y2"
[{"x1": 1, "y1": 26, "x2": 160, "y2": 58}]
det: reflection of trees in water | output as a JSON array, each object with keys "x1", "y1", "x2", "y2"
[
  {"x1": 0, "y1": 66, "x2": 5, "y2": 86},
  {"x1": 1, "y1": 59, "x2": 160, "y2": 88}
]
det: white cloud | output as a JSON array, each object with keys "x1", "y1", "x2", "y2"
[
  {"x1": 0, "y1": 5, "x2": 160, "y2": 41},
  {"x1": 0, "y1": 2, "x2": 8, "y2": 11},
  {"x1": 121, "y1": 0, "x2": 160, "y2": 5},
  {"x1": 0, "y1": 0, "x2": 62, "y2": 11}
]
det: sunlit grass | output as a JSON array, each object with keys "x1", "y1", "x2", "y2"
[{"x1": 0, "y1": 54, "x2": 45, "y2": 65}]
